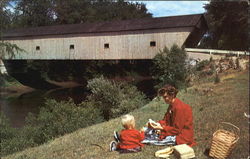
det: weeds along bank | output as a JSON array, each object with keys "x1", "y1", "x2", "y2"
[{"x1": 2, "y1": 69, "x2": 249, "y2": 159}]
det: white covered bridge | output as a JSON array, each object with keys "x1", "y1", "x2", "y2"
[{"x1": 2, "y1": 14, "x2": 207, "y2": 60}]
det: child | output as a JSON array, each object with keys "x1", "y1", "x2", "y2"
[{"x1": 109, "y1": 114, "x2": 145, "y2": 153}]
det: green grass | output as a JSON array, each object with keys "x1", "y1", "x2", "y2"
[{"x1": 3, "y1": 70, "x2": 249, "y2": 159}]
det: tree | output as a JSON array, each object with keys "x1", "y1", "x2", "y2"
[
  {"x1": 0, "y1": 0, "x2": 24, "y2": 59},
  {"x1": 201, "y1": 1, "x2": 248, "y2": 51},
  {"x1": 0, "y1": 0, "x2": 13, "y2": 30},
  {"x1": 151, "y1": 44, "x2": 189, "y2": 90},
  {"x1": 53, "y1": 0, "x2": 90, "y2": 24},
  {"x1": 13, "y1": 0, "x2": 55, "y2": 27},
  {"x1": 86, "y1": 76, "x2": 148, "y2": 120},
  {"x1": 53, "y1": 0, "x2": 152, "y2": 24}
]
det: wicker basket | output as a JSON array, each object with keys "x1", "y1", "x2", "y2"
[{"x1": 209, "y1": 122, "x2": 240, "y2": 159}]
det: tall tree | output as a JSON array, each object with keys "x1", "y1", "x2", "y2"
[
  {"x1": 13, "y1": 0, "x2": 55, "y2": 27},
  {"x1": 53, "y1": 0, "x2": 90, "y2": 24},
  {"x1": 1, "y1": 0, "x2": 23, "y2": 59},
  {"x1": 53, "y1": 0, "x2": 152, "y2": 24},
  {"x1": 0, "y1": 0, "x2": 13, "y2": 31},
  {"x1": 202, "y1": 1, "x2": 248, "y2": 51}
]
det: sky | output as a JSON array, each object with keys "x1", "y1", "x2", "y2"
[{"x1": 132, "y1": 1, "x2": 209, "y2": 17}]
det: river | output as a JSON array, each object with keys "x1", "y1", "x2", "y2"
[
  {"x1": 0, "y1": 86, "x2": 88, "y2": 128},
  {"x1": 0, "y1": 79, "x2": 155, "y2": 128}
]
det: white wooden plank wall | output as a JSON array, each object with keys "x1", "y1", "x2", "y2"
[{"x1": 4, "y1": 30, "x2": 190, "y2": 60}]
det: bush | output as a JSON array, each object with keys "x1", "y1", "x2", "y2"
[
  {"x1": 86, "y1": 76, "x2": 148, "y2": 120},
  {"x1": 0, "y1": 113, "x2": 35, "y2": 157},
  {"x1": 24, "y1": 99, "x2": 104, "y2": 144},
  {"x1": 0, "y1": 112, "x2": 16, "y2": 140},
  {"x1": 151, "y1": 44, "x2": 189, "y2": 89}
]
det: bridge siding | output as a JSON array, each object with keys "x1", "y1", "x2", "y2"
[{"x1": 4, "y1": 28, "x2": 191, "y2": 60}]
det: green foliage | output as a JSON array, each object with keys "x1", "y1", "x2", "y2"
[
  {"x1": 13, "y1": 0, "x2": 55, "y2": 27},
  {"x1": 151, "y1": 44, "x2": 189, "y2": 90},
  {"x1": 202, "y1": 1, "x2": 248, "y2": 50},
  {"x1": 87, "y1": 76, "x2": 148, "y2": 120},
  {"x1": 53, "y1": 1, "x2": 151, "y2": 24},
  {"x1": 1, "y1": 0, "x2": 25, "y2": 60},
  {"x1": 10, "y1": 0, "x2": 152, "y2": 27},
  {"x1": 0, "y1": 73, "x2": 20, "y2": 87},
  {"x1": 0, "y1": 99, "x2": 104, "y2": 157},
  {"x1": 0, "y1": 42, "x2": 24, "y2": 59},
  {"x1": 0, "y1": 112, "x2": 16, "y2": 142},
  {"x1": 24, "y1": 99, "x2": 104, "y2": 144},
  {"x1": 0, "y1": 0, "x2": 12, "y2": 30},
  {"x1": 0, "y1": 113, "x2": 34, "y2": 157}
]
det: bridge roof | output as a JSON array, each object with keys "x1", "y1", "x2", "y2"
[{"x1": 2, "y1": 14, "x2": 206, "y2": 39}]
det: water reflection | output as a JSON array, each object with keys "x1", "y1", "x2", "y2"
[{"x1": 0, "y1": 86, "x2": 87, "y2": 128}]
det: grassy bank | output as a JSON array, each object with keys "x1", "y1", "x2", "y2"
[{"x1": 3, "y1": 70, "x2": 249, "y2": 159}]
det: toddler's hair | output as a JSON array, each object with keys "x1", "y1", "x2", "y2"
[{"x1": 121, "y1": 114, "x2": 135, "y2": 129}]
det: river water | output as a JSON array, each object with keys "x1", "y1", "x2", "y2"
[
  {"x1": 0, "y1": 79, "x2": 155, "y2": 128},
  {"x1": 0, "y1": 86, "x2": 88, "y2": 128}
]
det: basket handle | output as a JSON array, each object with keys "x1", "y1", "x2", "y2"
[{"x1": 219, "y1": 122, "x2": 240, "y2": 137}]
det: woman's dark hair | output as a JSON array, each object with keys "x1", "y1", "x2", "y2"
[{"x1": 158, "y1": 84, "x2": 178, "y2": 98}]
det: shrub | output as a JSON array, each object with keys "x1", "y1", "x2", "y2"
[
  {"x1": 86, "y1": 76, "x2": 148, "y2": 120},
  {"x1": 0, "y1": 113, "x2": 35, "y2": 157},
  {"x1": 0, "y1": 112, "x2": 16, "y2": 140},
  {"x1": 24, "y1": 99, "x2": 104, "y2": 144},
  {"x1": 151, "y1": 44, "x2": 189, "y2": 89}
]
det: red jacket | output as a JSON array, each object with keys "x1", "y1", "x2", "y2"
[
  {"x1": 158, "y1": 98, "x2": 196, "y2": 147},
  {"x1": 118, "y1": 129, "x2": 145, "y2": 149}
]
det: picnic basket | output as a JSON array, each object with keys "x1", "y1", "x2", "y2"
[{"x1": 209, "y1": 122, "x2": 240, "y2": 159}]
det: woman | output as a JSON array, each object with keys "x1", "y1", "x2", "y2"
[{"x1": 153, "y1": 84, "x2": 196, "y2": 147}]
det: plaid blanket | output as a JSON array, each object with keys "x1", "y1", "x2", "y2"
[{"x1": 141, "y1": 128, "x2": 176, "y2": 146}]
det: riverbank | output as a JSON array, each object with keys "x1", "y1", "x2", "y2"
[
  {"x1": 3, "y1": 69, "x2": 249, "y2": 159},
  {"x1": 0, "y1": 85, "x2": 34, "y2": 97}
]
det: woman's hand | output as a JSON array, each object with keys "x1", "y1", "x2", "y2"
[
  {"x1": 152, "y1": 124, "x2": 163, "y2": 130},
  {"x1": 148, "y1": 121, "x2": 163, "y2": 130}
]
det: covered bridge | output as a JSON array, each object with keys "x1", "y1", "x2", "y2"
[{"x1": 2, "y1": 14, "x2": 207, "y2": 60}]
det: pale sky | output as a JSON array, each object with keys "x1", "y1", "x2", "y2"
[{"x1": 132, "y1": 1, "x2": 209, "y2": 17}]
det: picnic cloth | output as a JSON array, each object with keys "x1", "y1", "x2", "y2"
[{"x1": 142, "y1": 128, "x2": 176, "y2": 146}]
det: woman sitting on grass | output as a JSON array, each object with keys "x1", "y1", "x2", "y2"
[
  {"x1": 151, "y1": 84, "x2": 196, "y2": 147},
  {"x1": 110, "y1": 114, "x2": 145, "y2": 153}
]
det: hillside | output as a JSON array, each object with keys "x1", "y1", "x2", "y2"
[{"x1": 3, "y1": 70, "x2": 249, "y2": 159}]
